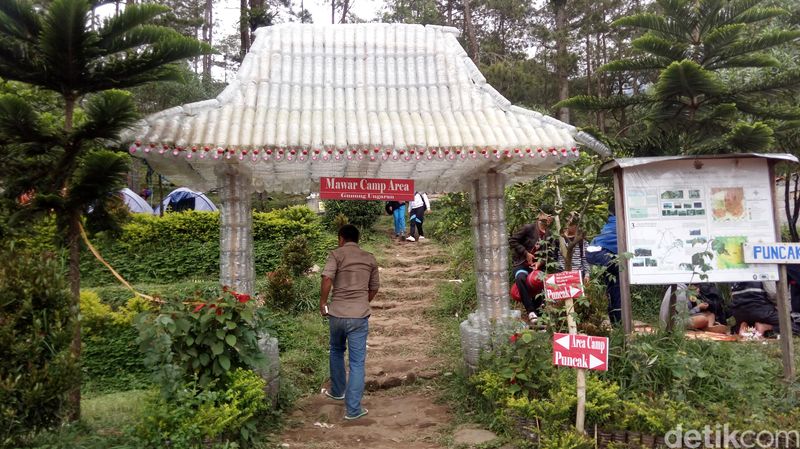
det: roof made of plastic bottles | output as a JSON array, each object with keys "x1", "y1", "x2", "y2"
[{"x1": 125, "y1": 23, "x2": 609, "y2": 193}]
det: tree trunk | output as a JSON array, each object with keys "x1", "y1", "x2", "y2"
[
  {"x1": 553, "y1": 0, "x2": 570, "y2": 123},
  {"x1": 240, "y1": 0, "x2": 250, "y2": 59},
  {"x1": 62, "y1": 95, "x2": 82, "y2": 421},
  {"x1": 67, "y1": 213, "x2": 82, "y2": 421},
  {"x1": 340, "y1": 0, "x2": 349, "y2": 23},
  {"x1": 462, "y1": 0, "x2": 479, "y2": 64},
  {"x1": 202, "y1": 0, "x2": 213, "y2": 83}
]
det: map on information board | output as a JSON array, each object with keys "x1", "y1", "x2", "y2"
[{"x1": 622, "y1": 158, "x2": 779, "y2": 284}]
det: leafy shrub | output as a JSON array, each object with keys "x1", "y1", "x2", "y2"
[
  {"x1": 292, "y1": 275, "x2": 321, "y2": 313},
  {"x1": 79, "y1": 207, "x2": 328, "y2": 286},
  {"x1": 601, "y1": 330, "x2": 795, "y2": 417},
  {"x1": 80, "y1": 292, "x2": 152, "y2": 393},
  {"x1": 264, "y1": 267, "x2": 295, "y2": 311},
  {"x1": 136, "y1": 287, "x2": 265, "y2": 396},
  {"x1": 429, "y1": 192, "x2": 471, "y2": 243},
  {"x1": 0, "y1": 245, "x2": 79, "y2": 446},
  {"x1": 133, "y1": 369, "x2": 268, "y2": 448},
  {"x1": 282, "y1": 235, "x2": 314, "y2": 276},
  {"x1": 321, "y1": 200, "x2": 383, "y2": 231}
]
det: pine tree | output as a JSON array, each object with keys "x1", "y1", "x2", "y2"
[
  {"x1": 558, "y1": 0, "x2": 800, "y2": 155},
  {"x1": 0, "y1": 0, "x2": 211, "y2": 419}
]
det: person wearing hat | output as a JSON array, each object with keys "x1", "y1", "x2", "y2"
[
  {"x1": 509, "y1": 204, "x2": 558, "y2": 322},
  {"x1": 558, "y1": 211, "x2": 589, "y2": 280}
]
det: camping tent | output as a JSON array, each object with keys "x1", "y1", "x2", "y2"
[
  {"x1": 120, "y1": 188, "x2": 154, "y2": 214},
  {"x1": 155, "y1": 187, "x2": 218, "y2": 213}
]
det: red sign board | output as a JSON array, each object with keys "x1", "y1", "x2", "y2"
[
  {"x1": 544, "y1": 270, "x2": 584, "y2": 301},
  {"x1": 319, "y1": 177, "x2": 414, "y2": 201},
  {"x1": 552, "y1": 333, "x2": 609, "y2": 371}
]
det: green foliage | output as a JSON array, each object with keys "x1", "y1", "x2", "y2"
[
  {"x1": 0, "y1": 245, "x2": 78, "y2": 446},
  {"x1": 477, "y1": 330, "x2": 558, "y2": 399},
  {"x1": 265, "y1": 311, "x2": 329, "y2": 404},
  {"x1": 435, "y1": 271, "x2": 477, "y2": 319},
  {"x1": 0, "y1": 0, "x2": 212, "y2": 95},
  {"x1": 539, "y1": 430, "x2": 595, "y2": 449},
  {"x1": 290, "y1": 276, "x2": 322, "y2": 314},
  {"x1": 428, "y1": 193, "x2": 471, "y2": 243},
  {"x1": 562, "y1": 0, "x2": 800, "y2": 155},
  {"x1": 133, "y1": 369, "x2": 268, "y2": 448},
  {"x1": 264, "y1": 267, "x2": 295, "y2": 311},
  {"x1": 25, "y1": 390, "x2": 148, "y2": 449},
  {"x1": 281, "y1": 235, "x2": 314, "y2": 276},
  {"x1": 473, "y1": 325, "x2": 799, "y2": 436},
  {"x1": 601, "y1": 330, "x2": 799, "y2": 426},
  {"x1": 78, "y1": 207, "x2": 330, "y2": 286},
  {"x1": 136, "y1": 288, "x2": 265, "y2": 396},
  {"x1": 80, "y1": 292, "x2": 152, "y2": 394},
  {"x1": 505, "y1": 153, "x2": 612, "y2": 237},
  {"x1": 321, "y1": 200, "x2": 383, "y2": 231}
]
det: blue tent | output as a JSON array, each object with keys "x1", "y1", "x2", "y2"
[
  {"x1": 155, "y1": 187, "x2": 218, "y2": 214},
  {"x1": 120, "y1": 188, "x2": 154, "y2": 214}
]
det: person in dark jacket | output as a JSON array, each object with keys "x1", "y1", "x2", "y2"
[
  {"x1": 730, "y1": 281, "x2": 800, "y2": 337},
  {"x1": 509, "y1": 204, "x2": 558, "y2": 322},
  {"x1": 586, "y1": 204, "x2": 621, "y2": 324}
]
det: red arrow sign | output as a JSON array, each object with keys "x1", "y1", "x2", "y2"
[
  {"x1": 552, "y1": 333, "x2": 609, "y2": 371},
  {"x1": 544, "y1": 270, "x2": 584, "y2": 301}
]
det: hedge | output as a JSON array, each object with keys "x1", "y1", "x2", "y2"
[{"x1": 80, "y1": 206, "x2": 335, "y2": 287}]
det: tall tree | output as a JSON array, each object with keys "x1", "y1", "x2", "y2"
[
  {"x1": 559, "y1": 0, "x2": 800, "y2": 155},
  {"x1": 0, "y1": 0, "x2": 211, "y2": 419}
]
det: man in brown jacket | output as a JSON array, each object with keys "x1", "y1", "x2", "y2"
[{"x1": 320, "y1": 224, "x2": 380, "y2": 420}]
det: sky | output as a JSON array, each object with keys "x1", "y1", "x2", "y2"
[
  {"x1": 99, "y1": 0, "x2": 386, "y2": 80},
  {"x1": 217, "y1": 0, "x2": 385, "y2": 29}
]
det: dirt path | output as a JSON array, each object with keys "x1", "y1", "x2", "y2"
[{"x1": 278, "y1": 235, "x2": 454, "y2": 449}]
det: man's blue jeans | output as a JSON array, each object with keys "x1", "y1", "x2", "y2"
[
  {"x1": 393, "y1": 204, "x2": 406, "y2": 235},
  {"x1": 328, "y1": 316, "x2": 369, "y2": 416}
]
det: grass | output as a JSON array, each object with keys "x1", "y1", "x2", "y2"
[{"x1": 26, "y1": 390, "x2": 148, "y2": 449}]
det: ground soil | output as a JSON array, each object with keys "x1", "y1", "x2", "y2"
[{"x1": 278, "y1": 234, "x2": 456, "y2": 449}]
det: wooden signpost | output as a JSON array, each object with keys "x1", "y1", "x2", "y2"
[{"x1": 546, "y1": 270, "x2": 609, "y2": 432}]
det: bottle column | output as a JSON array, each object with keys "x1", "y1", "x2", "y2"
[{"x1": 216, "y1": 163, "x2": 255, "y2": 295}]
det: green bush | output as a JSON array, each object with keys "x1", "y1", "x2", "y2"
[
  {"x1": 601, "y1": 330, "x2": 798, "y2": 423},
  {"x1": 429, "y1": 192, "x2": 471, "y2": 243},
  {"x1": 0, "y1": 245, "x2": 79, "y2": 446},
  {"x1": 321, "y1": 200, "x2": 383, "y2": 231},
  {"x1": 133, "y1": 369, "x2": 268, "y2": 448},
  {"x1": 474, "y1": 327, "x2": 799, "y2": 435},
  {"x1": 80, "y1": 292, "x2": 152, "y2": 394},
  {"x1": 79, "y1": 207, "x2": 329, "y2": 286},
  {"x1": 136, "y1": 287, "x2": 265, "y2": 396},
  {"x1": 264, "y1": 267, "x2": 295, "y2": 311},
  {"x1": 281, "y1": 235, "x2": 314, "y2": 276}
]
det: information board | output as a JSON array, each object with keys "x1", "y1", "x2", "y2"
[{"x1": 622, "y1": 158, "x2": 779, "y2": 284}]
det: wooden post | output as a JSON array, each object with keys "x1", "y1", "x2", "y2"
[
  {"x1": 769, "y1": 162, "x2": 796, "y2": 381},
  {"x1": 613, "y1": 169, "x2": 634, "y2": 334},
  {"x1": 565, "y1": 297, "x2": 586, "y2": 433}
]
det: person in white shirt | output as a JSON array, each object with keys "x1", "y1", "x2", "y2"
[{"x1": 406, "y1": 191, "x2": 431, "y2": 242}]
